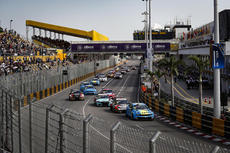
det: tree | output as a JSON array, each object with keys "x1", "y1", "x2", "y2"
[
  {"x1": 153, "y1": 69, "x2": 166, "y2": 102},
  {"x1": 188, "y1": 55, "x2": 209, "y2": 114},
  {"x1": 158, "y1": 56, "x2": 183, "y2": 106}
]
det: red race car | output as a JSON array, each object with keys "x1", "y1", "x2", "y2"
[{"x1": 100, "y1": 89, "x2": 116, "y2": 99}]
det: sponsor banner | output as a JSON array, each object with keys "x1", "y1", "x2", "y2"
[
  {"x1": 212, "y1": 44, "x2": 225, "y2": 69},
  {"x1": 71, "y1": 43, "x2": 170, "y2": 52}
]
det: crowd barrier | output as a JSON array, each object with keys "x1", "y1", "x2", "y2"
[{"x1": 139, "y1": 91, "x2": 230, "y2": 139}]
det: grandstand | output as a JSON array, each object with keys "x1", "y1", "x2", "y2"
[
  {"x1": 32, "y1": 35, "x2": 70, "y2": 50},
  {"x1": 26, "y1": 20, "x2": 109, "y2": 51}
]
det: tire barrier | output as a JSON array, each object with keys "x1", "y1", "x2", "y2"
[{"x1": 139, "y1": 90, "x2": 230, "y2": 139}]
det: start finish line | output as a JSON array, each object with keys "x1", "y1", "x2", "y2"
[{"x1": 71, "y1": 41, "x2": 171, "y2": 53}]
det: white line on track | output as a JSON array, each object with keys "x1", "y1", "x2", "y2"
[
  {"x1": 89, "y1": 125, "x2": 133, "y2": 153},
  {"x1": 82, "y1": 78, "x2": 114, "y2": 117},
  {"x1": 116, "y1": 75, "x2": 130, "y2": 97}
]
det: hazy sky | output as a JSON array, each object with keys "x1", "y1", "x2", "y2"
[{"x1": 0, "y1": 0, "x2": 229, "y2": 41}]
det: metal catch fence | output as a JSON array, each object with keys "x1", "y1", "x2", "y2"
[{"x1": 0, "y1": 58, "x2": 116, "y2": 98}]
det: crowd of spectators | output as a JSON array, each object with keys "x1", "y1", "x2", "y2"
[
  {"x1": 0, "y1": 29, "x2": 42, "y2": 56},
  {"x1": 32, "y1": 35, "x2": 70, "y2": 50},
  {"x1": 0, "y1": 56, "x2": 71, "y2": 76}
]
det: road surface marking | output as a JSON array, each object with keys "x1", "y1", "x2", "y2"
[{"x1": 117, "y1": 74, "x2": 130, "y2": 97}]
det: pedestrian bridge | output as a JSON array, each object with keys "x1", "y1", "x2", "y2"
[{"x1": 70, "y1": 40, "x2": 178, "y2": 54}]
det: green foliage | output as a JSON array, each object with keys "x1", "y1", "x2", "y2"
[
  {"x1": 188, "y1": 55, "x2": 210, "y2": 74},
  {"x1": 158, "y1": 56, "x2": 184, "y2": 77}
]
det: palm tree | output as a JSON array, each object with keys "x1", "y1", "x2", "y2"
[
  {"x1": 153, "y1": 69, "x2": 166, "y2": 102},
  {"x1": 188, "y1": 55, "x2": 209, "y2": 114},
  {"x1": 158, "y1": 56, "x2": 183, "y2": 106}
]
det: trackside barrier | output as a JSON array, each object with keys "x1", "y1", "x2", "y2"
[
  {"x1": 20, "y1": 60, "x2": 126, "y2": 106},
  {"x1": 139, "y1": 90, "x2": 230, "y2": 141}
]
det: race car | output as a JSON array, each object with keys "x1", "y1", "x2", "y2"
[
  {"x1": 120, "y1": 69, "x2": 127, "y2": 74},
  {"x1": 82, "y1": 85, "x2": 97, "y2": 95},
  {"x1": 90, "y1": 78, "x2": 100, "y2": 86},
  {"x1": 100, "y1": 89, "x2": 116, "y2": 99},
  {"x1": 97, "y1": 74, "x2": 108, "y2": 82},
  {"x1": 114, "y1": 72, "x2": 123, "y2": 79},
  {"x1": 94, "y1": 94, "x2": 112, "y2": 107},
  {"x1": 107, "y1": 72, "x2": 115, "y2": 78},
  {"x1": 110, "y1": 97, "x2": 129, "y2": 113},
  {"x1": 131, "y1": 66, "x2": 136, "y2": 70},
  {"x1": 126, "y1": 103, "x2": 154, "y2": 120},
  {"x1": 114, "y1": 67, "x2": 120, "y2": 72},
  {"x1": 69, "y1": 89, "x2": 84, "y2": 101},
  {"x1": 80, "y1": 81, "x2": 92, "y2": 91}
]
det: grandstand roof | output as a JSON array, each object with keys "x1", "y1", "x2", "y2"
[{"x1": 26, "y1": 20, "x2": 109, "y2": 41}]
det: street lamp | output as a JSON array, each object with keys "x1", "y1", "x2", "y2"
[
  {"x1": 10, "y1": 19, "x2": 13, "y2": 32},
  {"x1": 213, "y1": 0, "x2": 221, "y2": 118},
  {"x1": 142, "y1": 0, "x2": 153, "y2": 72},
  {"x1": 142, "y1": 19, "x2": 148, "y2": 60},
  {"x1": 148, "y1": 0, "x2": 153, "y2": 72}
]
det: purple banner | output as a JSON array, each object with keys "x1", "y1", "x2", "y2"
[{"x1": 71, "y1": 43, "x2": 170, "y2": 52}]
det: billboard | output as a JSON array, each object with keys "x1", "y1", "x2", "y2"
[{"x1": 71, "y1": 43, "x2": 170, "y2": 52}]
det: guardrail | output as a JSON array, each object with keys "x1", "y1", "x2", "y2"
[{"x1": 139, "y1": 90, "x2": 230, "y2": 140}]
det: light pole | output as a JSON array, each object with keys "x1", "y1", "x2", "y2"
[
  {"x1": 148, "y1": 0, "x2": 153, "y2": 72},
  {"x1": 10, "y1": 19, "x2": 13, "y2": 32},
  {"x1": 213, "y1": 0, "x2": 221, "y2": 118},
  {"x1": 142, "y1": 0, "x2": 153, "y2": 72}
]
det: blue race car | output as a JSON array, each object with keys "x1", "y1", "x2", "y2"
[
  {"x1": 82, "y1": 85, "x2": 97, "y2": 95},
  {"x1": 126, "y1": 103, "x2": 154, "y2": 120},
  {"x1": 94, "y1": 94, "x2": 112, "y2": 107},
  {"x1": 80, "y1": 82, "x2": 92, "y2": 92},
  {"x1": 90, "y1": 78, "x2": 100, "y2": 86}
]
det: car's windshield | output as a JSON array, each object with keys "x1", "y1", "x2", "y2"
[
  {"x1": 92, "y1": 78, "x2": 98, "y2": 81},
  {"x1": 99, "y1": 95, "x2": 109, "y2": 99},
  {"x1": 99, "y1": 74, "x2": 106, "y2": 77},
  {"x1": 86, "y1": 86, "x2": 94, "y2": 89},
  {"x1": 103, "y1": 90, "x2": 112, "y2": 93},
  {"x1": 117, "y1": 100, "x2": 128, "y2": 104},
  {"x1": 73, "y1": 91, "x2": 80, "y2": 94},
  {"x1": 83, "y1": 82, "x2": 90, "y2": 85},
  {"x1": 134, "y1": 104, "x2": 148, "y2": 110}
]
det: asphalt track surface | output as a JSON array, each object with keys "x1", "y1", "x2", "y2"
[{"x1": 32, "y1": 60, "x2": 229, "y2": 152}]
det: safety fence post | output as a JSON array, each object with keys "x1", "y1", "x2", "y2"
[
  {"x1": 149, "y1": 131, "x2": 161, "y2": 153},
  {"x1": 18, "y1": 98, "x2": 22, "y2": 153},
  {"x1": 9, "y1": 96, "x2": 13, "y2": 153},
  {"x1": 83, "y1": 114, "x2": 93, "y2": 153},
  {"x1": 45, "y1": 105, "x2": 53, "y2": 153},
  {"x1": 29, "y1": 98, "x2": 36, "y2": 153},
  {"x1": 0, "y1": 90, "x2": 4, "y2": 153},
  {"x1": 110, "y1": 121, "x2": 121, "y2": 153}
]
